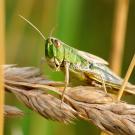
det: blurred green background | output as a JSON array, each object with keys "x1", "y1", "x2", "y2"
[{"x1": 5, "y1": 0, "x2": 135, "y2": 135}]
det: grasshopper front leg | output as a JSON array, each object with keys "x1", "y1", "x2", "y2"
[{"x1": 61, "y1": 61, "x2": 70, "y2": 105}]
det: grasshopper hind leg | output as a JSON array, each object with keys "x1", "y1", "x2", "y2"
[
  {"x1": 92, "y1": 73, "x2": 107, "y2": 93},
  {"x1": 60, "y1": 61, "x2": 70, "y2": 108},
  {"x1": 88, "y1": 71, "x2": 107, "y2": 93},
  {"x1": 100, "y1": 75, "x2": 107, "y2": 93}
]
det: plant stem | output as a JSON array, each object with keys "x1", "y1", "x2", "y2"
[
  {"x1": 110, "y1": 0, "x2": 129, "y2": 75},
  {"x1": 117, "y1": 54, "x2": 135, "y2": 101},
  {"x1": 0, "y1": 0, "x2": 5, "y2": 135}
]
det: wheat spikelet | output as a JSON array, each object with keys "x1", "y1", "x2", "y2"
[{"x1": 4, "y1": 65, "x2": 135, "y2": 135}]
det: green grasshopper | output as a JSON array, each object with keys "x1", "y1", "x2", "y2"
[{"x1": 19, "y1": 15, "x2": 135, "y2": 102}]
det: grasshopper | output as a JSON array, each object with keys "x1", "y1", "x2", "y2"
[{"x1": 19, "y1": 15, "x2": 135, "y2": 103}]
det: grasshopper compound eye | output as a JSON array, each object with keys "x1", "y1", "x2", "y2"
[{"x1": 54, "y1": 39, "x2": 61, "y2": 48}]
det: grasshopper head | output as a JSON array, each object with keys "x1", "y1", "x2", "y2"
[{"x1": 45, "y1": 37, "x2": 64, "y2": 70}]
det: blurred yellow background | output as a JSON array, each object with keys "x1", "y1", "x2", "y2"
[{"x1": 5, "y1": 0, "x2": 135, "y2": 135}]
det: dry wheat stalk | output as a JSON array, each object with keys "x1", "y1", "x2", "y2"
[{"x1": 4, "y1": 65, "x2": 135, "y2": 135}]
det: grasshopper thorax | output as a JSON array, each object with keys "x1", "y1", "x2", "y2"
[{"x1": 45, "y1": 37, "x2": 64, "y2": 70}]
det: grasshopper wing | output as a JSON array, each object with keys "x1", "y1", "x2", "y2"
[{"x1": 77, "y1": 50, "x2": 108, "y2": 65}]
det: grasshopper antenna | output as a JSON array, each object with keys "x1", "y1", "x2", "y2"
[
  {"x1": 49, "y1": 25, "x2": 57, "y2": 37},
  {"x1": 19, "y1": 15, "x2": 46, "y2": 40}
]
